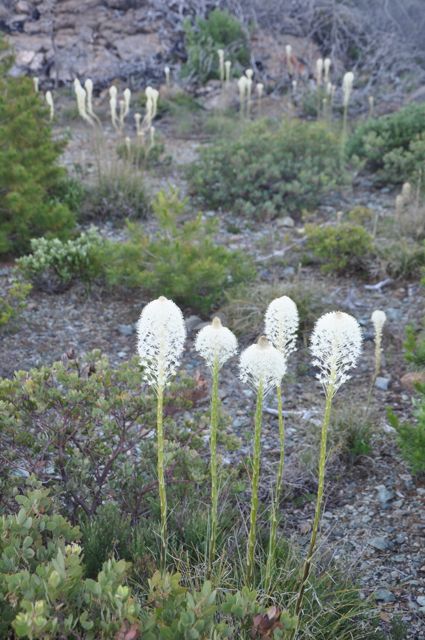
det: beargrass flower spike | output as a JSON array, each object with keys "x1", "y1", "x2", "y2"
[
  {"x1": 45, "y1": 91, "x2": 54, "y2": 121},
  {"x1": 367, "y1": 309, "x2": 387, "y2": 409},
  {"x1": 196, "y1": 318, "x2": 237, "y2": 570},
  {"x1": 240, "y1": 336, "x2": 287, "y2": 585},
  {"x1": 291, "y1": 311, "x2": 362, "y2": 636},
  {"x1": 137, "y1": 296, "x2": 186, "y2": 570},
  {"x1": 264, "y1": 296, "x2": 299, "y2": 590}
]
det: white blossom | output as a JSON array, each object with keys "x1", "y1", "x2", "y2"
[
  {"x1": 137, "y1": 297, "x2": 186, "y2": 389},
  {"x1": 371, "y1": 309, "x2": 386, "y2": 344},
  {"x1": 342, "y1": 71, "x2": 354, "y2": 107},
  {"x1": 310, "y1": 311, "x2": 362, "y2": 391},
  {"x1": 264, "y1": 296, "x2": 299, "y2": 360},
  {"x1": 239, "y1": 336, "x2": 287, "y2": 396},
  {"x1": 195, "y1": 317, "x2": 238, "y2": 370}
]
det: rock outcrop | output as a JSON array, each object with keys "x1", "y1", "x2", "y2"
[{"x1": 0, "y1": 0, "x2": 217, "y2": 87}]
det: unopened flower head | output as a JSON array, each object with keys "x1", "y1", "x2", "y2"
[
  {"x1": 137, "y1": 296, "x2": 186, "y2": 389},
  {"x1": 324, "y1": 57, "x2": 331, "y2": 83},
  {"x1": 256, "y1": 83, "x2": 264, "y2": 98},
  {"x1": 310, "y1": 311, "x2": 362, "y2": 391},
  {"x1": 224, "y1": 60, "x2": 231, "y2": 83},
  {"x1": 164, "y1": 65, "x2": 170, "y2": 85},
  {"x1": 33, "y1": 76, "x2": 39, "y2": 93},
  {"x1": 195, "y1": 317, "x2": 238, "y2": 370},
  {"x1": 240, "y1": 336, "x2": 287, "y2": 396},
  {"x1": 316, "y1": 58, "x2": 324, "y2": 85},
  {"x1": 246, "y1": 68, "x2": 254, "y2": 80},
  {"x1": 371, "y1": 310, "x2": 386, "y2": 343},
  {"x1": 342, "y1": 71, "x2": 354, "y2": 107},
  {"x1": 123, "y1": 88, "x2": 131, "y2": 117},
  {"x1": 401, "y1": 182, "x2": 412, "y2": 202},
  {"x1": 45, "y1": 91, "x2": 54, "y2": 120},
  {"x1": 265, "y1": 296, "x2": 299, "y2": 360},
  {"x1": 84, "y1": 78, "x2": 94, "y2": 113}
]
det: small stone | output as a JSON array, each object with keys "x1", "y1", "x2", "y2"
[
  {"x1": 375, "y1": 589, "x2": 396, "y2": 603},
  {"x1": 278, "y1": 216, "x2": 295, "y2": 228},
  {"x1": 417, "y1": 596, "x2": 425, "y2": 607},
  {"x1": 369, "y1": 536, "x2": 391, "y2": 551},
  {"x1": 117, "y1": 324, "x2": 134, "y2": 336},
  {"x1": 375, "y1": 376, "x2": 390, "y2": 391},
  {"x1": 377, "y1": 484, "x2": 395, "y2": 506}
]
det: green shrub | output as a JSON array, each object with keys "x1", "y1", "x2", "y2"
[
  {"x1": 347, "y1": 103, "x2": 425, "y2": 185},
  {"x1": 16, "y1": 227, "x2": 105, "y2": 292},
  {"x1": 0, "y1": 38, "x2": 75, "y2": 256},
  {"x1": 0, "y1": 278, "x2": 32, "y2": 329},
  {"x1": 104, "y1": 190, "x2": 255, "y2": 316},
  {"x1": 187, "y1": 119, "x2": 343, "y2": 219},
  {"x1": 380, "y1": 239, "x2": 425, "y2": 279},
  {"x1": 0, "y1": 350, "x2": 205, "y2": 517},
  {"x1": 81, "y1": 167, "x2": 150, "y2": 222},
  {"x1": 182, "y1": 9, "x2": 250, "y2": 83},
  {"x1": 304, "y1": 223, "x2": 374, "y2": 274},
  {"x1": 404, "y1": 324, "x2": 425, "y2": 368},
  {"x1": 0, "y1": 484, "x2": 140, "y2": 638},
  {"x1": 388, "y1": 390, "x2": 425, "y2": 476}
]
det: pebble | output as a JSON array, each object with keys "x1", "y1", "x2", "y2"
[
  {"x1": 369, "y1": 536, "x2": 391, "y2": 551},
  {"x1": 375, "y1": 376, "x2": 391, "y2": 391},
  {"x1": 117, "y1": 324, "x2": 134, "y2": 336},
  {"x1": 185, "y1": 315, "x2": 202, "y2": 333},
  {"x1": 377, "y1": 484, "x2": 395, "y2": 507},
  {"x1": 375, "y1": 588, "x2": 396, "y2": 603}
]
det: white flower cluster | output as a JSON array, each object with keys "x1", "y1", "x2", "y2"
[
  {"x1": 239, "y1": 336, "x2": 287, "y2": 396},
  {"x1": 264, "y1": 296, "x2": 299, "y2": 359},
  {"x1": 195, "y1": 317, "x2": 237, "y2": 370},
  {"x1": 137, "y1": 297, "x2": 186, "y2": 389},
  {"x1": 310, "y1": 311, "x2": 362, "y2": 391}
]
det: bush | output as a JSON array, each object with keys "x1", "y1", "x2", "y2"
[
  {"x1": 16, "y1": 228, "x2": 105, "y2": 292},
  {"x1": 81, "y1": 167, "x2": 150, "y2": 222},
  {"x1": 347, "y1": 103, "x2": 425, "y2": 185},
  {"x1": 0, "y1": 350, "x2": 206, "y2": 518},
  {"x1": 182, "y1": 9, "x2": 250, "y2": 83},
  {"x1": 304, "y1": 223, "x2": 374, "y2": 274},
  {"x1": 0, "y1": 484, "x2": 140, "y2": 638},
  {"x1": 0, "y1": 278, "x2": 32, "y2": 329},
  {"x1": 104, "y1": 190, "x2": 255, "y2": 316},
  {"x1": 0, "y1": 38, "x2": 75, "y2": 256},
  {"x1": 187, "y1": 119, "x2": 343, "y2": 219},
  {"x1": 388, "y1": 389, "x2": 425, "y2": 476}
]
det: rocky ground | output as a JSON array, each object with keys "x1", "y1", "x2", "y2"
[{"x1": 1, "y1": 89, "x2": 425, "y2": 639}]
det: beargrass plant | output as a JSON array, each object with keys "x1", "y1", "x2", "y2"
[
  {"x1": 137, "y1": 297, "x2": 186, "y2": 570},
  {"x1": 291, "y1": 311, "x2": 362, "y2": 636},
  {"x1": 263, "y1": 296, "x2": 299, "y2": 591},
  {"x1": 239, "y1": 336, "x2": 287, "y2": 585},
  {"x1": 195, "y1": 317, "x2": 238, "y2": 571}
]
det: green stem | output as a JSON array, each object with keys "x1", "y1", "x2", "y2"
[
  {"x1": 156, "y1": 384, "x2": 167, "y2": 572},
  {"x1": 265, "y1": 384, "x2": 285, "y2": 591},
  {"x1": 340, "y1": 105, "x2": 348, "y2": 168},
  {"x1": 246, "y1": 381, "x2": 264, "y2": 587},
  {"x1": 209, "y1": 357, "x2": 220, "y2": 572},
  {"x1": 290, "y1": 385, "x2": 334, "y2": 638}
]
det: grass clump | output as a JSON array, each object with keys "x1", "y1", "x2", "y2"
[
  {"x1": 0, "y1": 278, "x2": 32, "y2": 330},
  {"x1": 388, "y1": 389, "x2": 425, "y2": 476},
  {"x1": 0, "y1": 38, "x2": 75, "y2": 257},
  {"x1": 347, "y1": 103, "x2": 425, "y2": 185},
  {"x1": 188, "y1": 119, "x2": 343, "y2": 219},
  {"x1": 304, "y1": 223, "x2": 374, "y2": 275},
  {"x1": 104, "y1": 190, "x2": 255, "y2": 316},
  {"x1": 182, "y1": 9, "x2": 250, "y2": 83}
]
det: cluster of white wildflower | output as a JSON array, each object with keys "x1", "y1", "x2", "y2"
[{"x1": 195, "y1": 317, "x2": 237, "y2": 370}]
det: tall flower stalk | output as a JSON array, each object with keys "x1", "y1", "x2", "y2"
[
  {"x1": 195, "y1": 317, "x2": 237, "y2": 571},
  {"x1": 137, "y1": 296, "x2": 186, "y2": 570},
  {"x1": 240, "y1": 336, "x2": 287, "y2": 586},
  {"x1": 341, "y1": 71, "x2": 354, "y2": 165},
  {"x1": 366, "y1": 309, "x2": 387, "y2": 413},
  {"x1": 263, "y1": 296, "x2": 299, "y2": 591},
  {"x1": 291, "y1": 312, "x2": 362, "y2": 637}
]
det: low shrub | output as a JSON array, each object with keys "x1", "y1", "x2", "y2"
[
  {"x1": 187, "y1": 119, "x2": 343, "y2": 219},
  {"x1": 388, "y1": 390, "x2": 425, "y2": 476},
  {"x1": 0, "y1": 38, "x2": 75, "y2": 256},
  {"x1": 304, "y1": 223, "x2": 374, "y2": 274},
  {"x1": 0, "y1": 278, "x2": 32, "y2": 329},
  {"x1": 104, "y1": 190, "x2": 255, "y2": 316},
  {"x1": 81, "y1": 167, "x2": 150, "y2": 222},
  {"x1": 16, "y1": 228, "x2": 105, "y2": 292},
  {"x1": 0, "y1": 350, "x2": 205, "y2": 518},
  {"x1": 379, "y1": 239, "x2": 425, "y2": 279},
  {"x1": 182, "y1": 9, "x2": 250, "y2": 83},
  {"x1": 347, "y1": 103, "x2": 425, "y2": 185}
]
